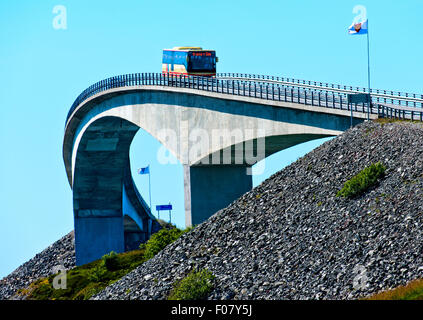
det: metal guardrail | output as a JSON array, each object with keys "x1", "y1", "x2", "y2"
[
  {"x1": 217, "y1": 73, "x2": 423, "y2": 108},
  {"x1": 66, "y1": 73, "x2": 423, "y2": 126}
]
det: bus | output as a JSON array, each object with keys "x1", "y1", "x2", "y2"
[{"x1": 162, "y1": 47, "x2": 218, "y2": 77}]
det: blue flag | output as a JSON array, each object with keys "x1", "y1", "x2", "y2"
[{"x1": 137, "y1": 166, "x2": 150, "y2": 175}]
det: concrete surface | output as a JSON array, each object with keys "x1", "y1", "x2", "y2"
[{"x1": 64, "y1": 85, "x2": 372, "y2": 264}]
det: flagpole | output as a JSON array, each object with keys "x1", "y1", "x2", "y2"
[
  {"x1": 148, "y1": 165, "x2": 152, "y2": 214},
  {"x1": 366, "y1": 20, "x2": 371, "y2": 121}
]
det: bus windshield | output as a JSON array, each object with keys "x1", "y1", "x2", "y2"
[{"x1": 188, "y1": 51, "x2": 216, "y2": 72}]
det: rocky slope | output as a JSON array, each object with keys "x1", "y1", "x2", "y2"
[
  {"x1": 2, "y1": 121, "x2": 423, "y2": 300},
  {"x1": 92, "y1": 121, "x2": 423, "y2": 300},
  {"x1": 0, "y1": 231, "x2": 75, "y2": 299}
]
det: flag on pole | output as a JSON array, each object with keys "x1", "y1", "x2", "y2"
[
  {"x1": 347, "y1": 16, "x2": 371, "y2": 120},
  {"x1": 137, "y1": 165, "x2": 152, "y2": 211},
  {"x1": 348, "y1": 19, "x2": 368, "y2": 35},
  {"x1": 137, "y1": 165, "x2": 150, "y2": 175}
]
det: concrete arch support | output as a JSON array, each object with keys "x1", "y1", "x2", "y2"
[
  {"x1": 64, "y1": 86, "x2": 368, "y2": 264},
  {"x1": 72, "y1": 116, "x2": 159, "y2": 265}
]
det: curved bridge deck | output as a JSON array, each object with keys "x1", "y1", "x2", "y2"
[
  {"x1": 64, "y1": 72, "x2": 423, "y2": 265},
  {"x1": 66, "y1": 73, "x2": 423, "y2": 127}
]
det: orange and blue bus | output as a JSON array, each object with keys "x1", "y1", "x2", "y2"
[{"x1": 162, "y1": 47, "x2": 218, "y2": 77}]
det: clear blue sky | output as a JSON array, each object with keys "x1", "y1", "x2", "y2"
[{"x1": 1, "y1": 0, "x2": 422, "y2": 278}]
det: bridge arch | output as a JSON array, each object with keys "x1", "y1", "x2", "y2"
[{"x1": 64, "y1": 83, "x2": 368, "y2": 265}]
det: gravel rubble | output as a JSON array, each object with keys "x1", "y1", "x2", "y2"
[
  {"x1": 92, "y1": 121, "x2": 423, "y2": 300},
  {"x1": 2, "y1": 121, "x2": 423, "y2": 300},
  {"x1": 0, "y1": 231, "x2": 75, "y2": 300}
]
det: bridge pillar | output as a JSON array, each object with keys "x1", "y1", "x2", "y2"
[
  {"x1": 74, "y1": 215, "x2": 125, "y2": 265},
  {"x1": 72, "y1": 117, "x2": 161, "y2": 266},
  {"x1": 184, "y1": 165, "x2": 252, "y2": 227}
]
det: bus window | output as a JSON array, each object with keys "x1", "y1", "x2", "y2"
[{"x1": 188, "y1": 52, "x2": 216, "y2": 72}]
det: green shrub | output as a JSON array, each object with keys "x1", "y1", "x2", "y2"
[
  {"x1": 337, "y1": 162, "x2": 386, "y2": 198},
  {"x1": 168, "y1": 269, "x2": 215, "y2": 300},
  {"x1": 141, "y1": 228, "x2": 187, "y2": 260},
  {"x1": 88, "y1": 264, "x2": 107, "y2": 282},
  {"x1": 102, "y1": 251, "x2": 120, "y2": 271}
]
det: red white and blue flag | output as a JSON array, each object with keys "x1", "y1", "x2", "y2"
[{"x1": 348, "y1": 19, "x2": 368, "y2": 35}]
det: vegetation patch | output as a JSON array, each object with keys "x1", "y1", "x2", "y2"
[
  {"x1": 374, "y1": 118, "x2": 423, "y2": 127},
  {"x1": 337, "y1": 162, "x2": 386, "y2": 198},
  {"x1": 168, "y1": 268, "x2": 215, "y2": 300},
  {"x1": 102, "y1": 251, "x2": 120, "y2": 271},
  {"x1": 22, "y1": 224, "x2": 192, "y2": 300},
  {"x1": 140, "y1": 226, "x2": 192, "y2": 260},
  {"x1": 364, "y1": 278, "x2": 423, "y2": 300},
  {"x1": 24, "y1": 249, "x2": 145, "y2": 300}
]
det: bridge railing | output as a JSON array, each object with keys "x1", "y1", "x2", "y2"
[
  {"x1": 66, "y1": 73, "x2": 423, "y2": 126},
  {"x1": 217, "y1": 73, "x2": 423, "y2": 109}
]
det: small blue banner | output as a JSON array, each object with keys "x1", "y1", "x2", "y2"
[{"x1": 156, "y1": 204, "x2": 172, "y2": 211}]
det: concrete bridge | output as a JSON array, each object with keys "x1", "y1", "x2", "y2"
[{"x1": 63, "y1": 73, "x2": 423, "y2": 265}]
